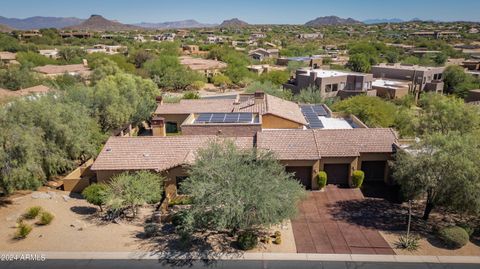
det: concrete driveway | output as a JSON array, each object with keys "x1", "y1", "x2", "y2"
[{"x1": 292, "y1": 185, "x2": 395, "y2": 254}]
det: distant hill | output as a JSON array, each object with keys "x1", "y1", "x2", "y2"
[
  {"x1": 219, "y1": 18, "x2": 249, "y2": 28},
  {"x1": 305, "y1": 16, "x2": 362, "y2": 26},
  {"x1": 363, "y1": 18, "x2": 405, "y2": 24},
  {"x1": 136, "y1": 19, "x2": 217, "y2": 29},
  {"x1": 0, "y1": 16, "x2": 84, "y2": 30},
  {"x1": 0, "y1": 23, "x2": 13, "y2": 32},
  {"x1": 65, "y1": 15, "x2": 142, "y2": 31}
]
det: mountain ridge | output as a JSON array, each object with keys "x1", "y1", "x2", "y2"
[{"x1": 305, "y1": 16, "x2": 363, "y2": 26}]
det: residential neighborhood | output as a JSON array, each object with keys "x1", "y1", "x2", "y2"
[{"x1": 0, "y1": 1, "x2": 480, "y2": 268}]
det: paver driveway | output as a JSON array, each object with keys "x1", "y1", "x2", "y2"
[{"x1": 291, "y1": 185, "x2": 395, "y2": 254}]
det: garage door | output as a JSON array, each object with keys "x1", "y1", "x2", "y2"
[
  {"x1": 362, "y1": 161, "x2": 386, "y2": 182},
  {"x1": 324, "y1": 164, "x2": 349, "y2": 185},
  {"x1": 286, "y1": 166, "x2": 312, "y2": 190}
]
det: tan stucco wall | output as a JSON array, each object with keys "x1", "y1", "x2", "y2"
[{"x1": 262, "y1": 114, "x2": 304, "y2": 129}]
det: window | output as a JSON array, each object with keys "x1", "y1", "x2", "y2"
[
  {"x1": 325, "y1": 84, "x2": 332, "y2": 92},
  {"x1": 176, "y1": 176, "x2": 188, "y2": 194},
  {"x1": 331, "y1": 84, "x2": 338, "y2": 92},
  {"x1": 166, "y1": 122, "x2": 178, "y2": 133}
]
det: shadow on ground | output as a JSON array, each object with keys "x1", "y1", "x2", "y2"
[{"x1": 70, "y1": 206, "x2": 97, "y2": 215}]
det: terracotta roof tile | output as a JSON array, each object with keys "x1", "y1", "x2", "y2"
[
  {"x1": 257, "y1": 130, "x2": 319, "y2": 160},
  {"x1": 91, "y1": 136, "x2": 254, "y2": 171},
  {"x1": 155, "y1": 99, "x2": 234, "y2": 114}
]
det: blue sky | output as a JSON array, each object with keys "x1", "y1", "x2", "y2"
[{"x1": 1, "y1": 0, "x2": 479, "y2": 24}]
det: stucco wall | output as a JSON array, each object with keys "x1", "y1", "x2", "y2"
[{"x1": 262, "y1": 114, "x2": 304, "y2": 129}]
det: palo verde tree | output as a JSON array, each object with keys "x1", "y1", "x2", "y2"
[
  {"x1": 392, "y1": 133, "x2": 480, "y2": 220},
  {"x1": 180, "y1": 140, "x2": 307, "y2": 233}
]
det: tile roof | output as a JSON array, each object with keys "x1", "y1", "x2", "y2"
[
  {"x1": 0, "y1": 51, "x2": 16, "y2": 60},
  {"x1": 91, "y1": 136, "x2": 254, "y2": 171},
  {"x1": 0, "y1": 85, "x2": 52, "y2": 99},
  {"x1": 257, "y1": 128, "x2": 397, "y2": 160},
  {"x1": 154, "y1": 99, "x2": 234, "y2": 114},
  {"x1": 33, "y1": 64, "x2": 91, "y2": 75}
]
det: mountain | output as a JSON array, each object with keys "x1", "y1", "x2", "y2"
[
  {"x1": 135, "y1": 19, "x2": 217, "y2": 29},
  {"x1": 65, "y1": 15, "x2": 142, "y2": 31},
  {"x1": 219, "y1": 18, "x2": 249, "y2": 28},
  {"x1": 363, "y1": 18, "x2": 404, "y2": 24},
  {"x1": 305, "y1": 16, "x2": 363, "y2": 26},
  {"x1": 0, "y1": 23, "x2": 13, "y2": 32},
  {"x1": 0, "y1": 16, "x2": 84, "y2": 30}
]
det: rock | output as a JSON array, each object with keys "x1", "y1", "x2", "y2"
[
  {"x1": 31, "y1": 192, "x2": 52, "y2": 199},
  {"x1": 62, "y1": 195, "x2": 70, "y2": 202}
]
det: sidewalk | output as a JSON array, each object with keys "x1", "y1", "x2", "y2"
[{"x1": 2, "y1": 251, "x2": 480, "y2": 264}]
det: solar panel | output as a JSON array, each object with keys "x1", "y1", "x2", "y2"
[
  {"x1": 224, "y1": 113, "x2": 240, "y2": 123},
  {"x1": 313, "y1": 105, "x2": 328, "y2": 116},
  {"x1": 196, "y1": 113, "x2": 212, "y2": 123},
  {"x1": 238, "y1": 113, "x2": 252, "y2": 122},
  {"x1": 210, "y1": 114, "x2": 225, "y2": 123}
]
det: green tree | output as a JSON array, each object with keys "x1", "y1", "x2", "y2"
[
  {"x1": 295, "y1": 86, "x2": 327, "y2": 104},
  {"x1": 417, "y1": 93, "x2": 480, "y2": 136},
  {"x1": 0, "y1": 66, "x2": 41, "y2": 90},
  {"x1": 244, "y1": 81, "x2": 293, "y2": 100},
  {"x1": 180, "y1": 140, "x2": 306, "y2": 233},
  {"x1": 346, "y1": 54, "x2": 371, "y2": 73},
  {"x1": 211, "y1": 74, "x2": 232, "y2": 87},
  {"x1": 106, "y1": 171, "x2": 163, "y2": 217},
  {"x1": 58, "y1": 47, "x2": 86, "y2": 64},
  {"x1": 90, "y1": 58, "x2": 121, "y2": 84},
  {"x1": 332, "y1": 95, "x2": 397, "y2": 127},
  {"x1": 393, "y1": 133, "x2": 480, "y2": 220},
  {"x1": 259, "y1": 70, "x2": 290, "y2": 85},
  {"x1": 144, "y1": 55, "x2": 203, "y2": 90},
  {"x1": 17, "y1": 51, "x2": 57, "y2": 67},
  {"x1": 443, "y1": 65, "x2": 479, "y2": 98},
  {"x1": 433, "y1": 53, "x2": 448, "y2": 66},
  {"x1": 82, "y1": 183, "x2": 108, "y2": 211}
]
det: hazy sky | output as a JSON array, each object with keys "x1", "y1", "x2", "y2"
[{"x1": 1, "y1": 0, "x2": 479, "y2": 24}]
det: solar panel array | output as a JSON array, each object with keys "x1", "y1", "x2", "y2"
[
  {"x1": 195, "y1": 113, "x2": 253, "y2": 124},
  {"x1": 300, "y1": 105, "x2": 329, "y2": 129}
]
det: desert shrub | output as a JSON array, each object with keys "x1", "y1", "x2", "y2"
[
  {"x1": 438, "y1": 226, "x2": 469, "y2": 248},
  {"x1": 395, "y1": 234, "x2": 421, "y2": 251},
  {"x1": 168, "y1": 196, "x2": 193, "y2": 206},
  {"x1": 316, "y1": 171, "x2": 327, "y2": 189},
  {"x1": 183, "y1": 91, "x2": 200, "y2": 99},
  {"x1": 14, "y1": 222, "x2": 32, "y2": 239},
  {"x1": 352, "y1": 170, "x2": 365, "y2": 188},
  {"x1": 273, "y1": 230, "x2": 282, "y2": 245},
  {"x1": 38, "y1": 211, "x2": 54, "y2": 225},
  {"x1": 190, "y1": 80, "x2": 205, "y2": 91},
  {"x1": 23, "y1": 206, "x2": 42, "y2": 220},
  {"x1": 458, "y1": 223, "x2": 475, "y2": 237},
  {"x1": 144, "y1": 222, "x2": 159, "y2": 237},
  {"x1": 82, "y1": 183, "x2": 108, "y2": 211},
  {"x1": 237, "y1": 231, "x2": 258, "y2": 250},
  {"x1": 171, "y1": 211, "x2": 193, "y2": 233}
]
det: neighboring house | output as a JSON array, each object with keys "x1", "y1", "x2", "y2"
[
  {"x1": 249, "y1": 48, "x2": 279, "y2": 61},
  {"x1": 0, "y1": 85, "x2": 52, "y2": 100},
  {"x1": 60, "y1": 32, "x2": 93, "y2": 39},
  {"x1": 410, "y1": 31, "x2": 461, "y2": 39},
  {"x1": 297, "y1": 33, "x2": 323, "y2": 39},
  {"x1": 283, "y1": 68, "x2": 376, "y2": 98},
  {"x1": 276, "y1": 55, "x2": 323, "y2": 68},
  {"x1": 250, "y1": 32, "x2": 266, "y2": 40},
  {"x1": 179, "y1": 56, "x2": 227, "y2": 78},
  {"x1": 86, "y1": 44, "x2": 127, "y2": 55},
  {"x1": 372, "y1": 79, "x2": 411, "y2": 99},
  {"x1": 206, "y1": 35, "x2": 225, "y2": 44},
  {"x1": 371, "y1": 63, "x2": 445, "y2": 93},
  {"x1": 0, "y1": 51, "x2": 18, "y2": 65},
  {"x1": 39, "y1": 49, "x2": 59, "y2": 59},
  {"x1": 154, "y1": 33, "x2": 176, "y2": 42},
  {"x1": 247, "y1": 64, "x2": 285, "y2": 74},
  {"x1": 181, "y1": 45, "x2": 208, "y2": 56},
  {"x1": 33, "y1": 62, "x2": 91, "y2": 78}
]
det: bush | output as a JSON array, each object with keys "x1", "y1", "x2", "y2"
[
  {"x1": 458, "y1": 223, "x2": 475, "y2": 237},
  {"x1": 190, "y1": 80, "x2": 205, "y2": 91},
  {"x1": 23, "y1": 206, "x2": 42, "y2": 220},
  {"x1": 316, "y1": 171, "x2": 327, "y2": 189},
  {"x1": 144, "y1": 222, "x2": 159, "y2": 237},
  {"x1": 273, "y1": 230, "x2": 282, "y2": 245},
  {"x1": 168, "y1": 196, "x2": 193, "y2": 206},
  {"x1": 14, "y1": 222, "x2": 32, "y2": 239},
  {"x1": 82, "y1": 184, "x2": 108, "y2": 211},
  {"x1": 237, "y1": 231, "x2": 258, "y2": 250},
  {"x1": 395, "y1": 234, "x2": 421, "y2": 251},
  {"x1": 38, "y1": 211, "x2": 54, "y2": 225},
  {"x1": 438, "y1": 226, "x2": 469, "y2": 249},
  {"x1": 182, "y1": 91, "x2": 200, "y2": 100},
  {"x1": 352, "y1": 170, "x2": 365, "y2": 188}
]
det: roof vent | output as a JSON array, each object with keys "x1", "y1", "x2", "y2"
[
  {"x1": 143, "y1": 153, "x2": 150, "y2": 157},
  {"x1": 105, "y1": 148, "x2": 112, "y2": 152}
]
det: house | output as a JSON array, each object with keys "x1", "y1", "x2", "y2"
[
  {"x1": 91, "y1": 128, "x2": 397, "y2": 196},
  {"x1": 181, "y1": 45, "x2": 208, "y2": 56},
  {"x1": 371, "y1": 63, "x2": 445, "y2": 93},
  {"x1": 0, "y1": 51, "x2": 18, "y2": 65},
  {"x1": 297, "y1": 33, "x2": 323, "y2": 39},
  {"x1": 86, "y1": 44, "x2": 127, "y2": 55},
  {"x1": 0, "y1": 85, "x2": 52, "y2": 100},
  {"x1": 247, "y1": 64, "x2": 285, "y2": 74},
  {"x1": 249, "y1": 48, "x2": 279, "y2": 61},
  {"x1": 206, "y1": 35, "x2": 225, "y2": 44},
  {"x1": 39, "y1": 49, "x2": 59, "y2": 59},
  {"x1": 154, "y1": 33, "x2": 176, "y2": 42},
  {"x1": 372, "y1": 79, "x2": 411, "y2": 99},
  {"x1": 276, "y1": 55, "x2": 323, "y2": 68},
  {"x1": 283, "y1": 68, "x2": 376, "y2": 98},
  {"x1": 60, "y1": 32, "x2": 93, "y2": 39},
  {"x1": 33, "y1": 61, "x2": 91, "y2": 78},
  {"x1": 410, "y1": 31, "x2": 461, "y2": 39},
  {"x1": 179, "y1": 56, "x2": 227, "y2": 78},
  {"x1": 250, "y1": 33, "x2": 266, "y2": 40}
]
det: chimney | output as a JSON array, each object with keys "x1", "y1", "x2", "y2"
[
  {"x1": 254, "y1": 91, "x2": 265, "y2": 105},
  {"x1": 151, "y1": 116, "x2": 166, "y2": 137},
  {"x1": 155, "y1": 95, "x2": 163, "y2": 105},
  {"x1": 82, "y1": 59, "x2": 88, "y2": 67}
]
